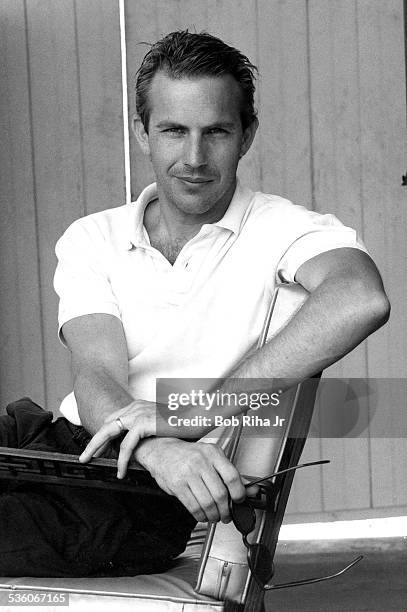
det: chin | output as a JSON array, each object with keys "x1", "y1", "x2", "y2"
[
  {"x1": 170, "y1": 185, "x2": 219, "y2": 211},
  {"x1": 176, "y1": 198, "x2": 216, "y2": 216}
]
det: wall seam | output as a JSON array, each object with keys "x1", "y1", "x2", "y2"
[
  {"x1": 119, "y1": 0, "x2": 131, "y2": 205},
  {"x1": 73, "y1": 0, "x2": 87, "y2": 217},
  {"x1": 305, "y1": 0, "x2": 316, "y2": 212},
  {"x1": 23, "y1": 0, "x2": 47, "y2": 406},
  {"x1": 255, "y1": 0, "x2": 263, "y2": 191},
  {"x1": 355, "y1": 0, "x2": 373, "y2": 511}
]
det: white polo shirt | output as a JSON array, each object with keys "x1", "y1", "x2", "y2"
[{"x1": 54, "y1": 181, "x2": 367, "y2": 424}]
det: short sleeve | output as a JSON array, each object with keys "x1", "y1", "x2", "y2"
[
  {"x1": 276, "y1": 210, "x2": 368, "y2": 284},
  {"x1": 54, "y1": 219, "x2": 121, "y2": 345}
]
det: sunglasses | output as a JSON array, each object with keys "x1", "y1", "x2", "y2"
[{"x1": 231, "y1": 460, "x2": 363, "y2": 590}]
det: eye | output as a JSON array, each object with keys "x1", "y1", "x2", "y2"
[
  {"x1": 207, "y1": 127, "x2": 227, "y2": 135},
  {"x1": 163, "y1": 127, "x2": 185, "y2": 135}
]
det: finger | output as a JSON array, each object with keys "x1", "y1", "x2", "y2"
[
  {"x1": 103, "y1": 406, "x2": 129, "y2": 424},
  {"x1": 117, "y1": 429, "x2": 141, "y2": 479},
  {"x1": 175, "y1": 487, "x2": 207, "y2": 523},
  {"x1": 152, "y1": 473, "x2": 205, "y2": 520},
  {"x1": 212, "y1": 454, "x2": 246, "y2": 503},
  {"x1": 79, "y1": 433, "x2": 111, "y2": 462},
  {"x1": 245, "y1": 484, "x2": 260, "y2": 498},
  {"x1": 92, "y1": 440, "x2": 111, "y2": 458},
  {"x1": 79, "y1": 423, "x2": 120, "y2": 463},
  {"x1": 242, "y1": 476, "x2": 261, "y2": 497},
  {"x1": 200, "y1": 472, "x2": 231, "y2": 523},
  {"x1": 189, "y1": 478, "x2": 221, "y2": 523}
]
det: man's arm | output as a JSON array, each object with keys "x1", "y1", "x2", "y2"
[
  {"x1": 62, "y1": 313, "x2": 246, "y2": 523},
  {"x1": 62, "y1": 313, "x2": 132, "y2": 435},
  {"x1": 223, "y1": 248, "x2": 390, "y2": 387}
]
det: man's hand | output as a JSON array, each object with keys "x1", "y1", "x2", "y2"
[
  {"x1": 78, "y1": 398, "x2": 217, "y2": 478},
  {"x1": 79, "y1": 399, "x2": 158, "y2": 478},
  {"x1": 137, "y1": 438, "x2": 246, "y2": 523}
]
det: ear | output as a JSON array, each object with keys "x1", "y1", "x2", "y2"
[
  {"x1": 239, "y1": 117, "x2": 258, "y2": 159},
  {"x1": 132, "y1": 115, "x2": 151, "y2": 156}
]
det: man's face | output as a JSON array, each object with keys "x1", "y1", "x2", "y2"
[{"x1": 135, "y1": 71, "x2": 257, "y2": 218}]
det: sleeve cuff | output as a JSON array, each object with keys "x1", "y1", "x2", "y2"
[
  {"x1": 277, "y1": 228, "x2": 368, "y2": 284},
  {"x1": 58, "y1": 304, "x2": 121, "y2": 345}
]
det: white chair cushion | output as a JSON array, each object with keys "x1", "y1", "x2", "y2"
[{"x1": 0, "y1": 528, "x2": 222, "y2": 611}]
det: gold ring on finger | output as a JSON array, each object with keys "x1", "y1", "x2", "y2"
[{"x1": 115, "y1": 417, "x2": 125, "y2": 432}]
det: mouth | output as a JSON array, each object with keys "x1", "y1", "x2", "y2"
[{"x1": 175, "y1": 177, "x2": 213, "y2": 184}]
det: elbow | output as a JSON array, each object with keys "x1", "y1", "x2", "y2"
[
  {"x1": 375, "y1": 293, "x2": 391, "y2": 327},
  {"x1": 362, "y1": 289, "x2": 391, "y2": 332},
  {"x1": 341, "y1": 273, "x2": 391, "y2": 336}
]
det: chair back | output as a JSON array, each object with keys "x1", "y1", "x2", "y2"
[{"x1": 194, "y1": 284, "x2": 320, "y2": 609}]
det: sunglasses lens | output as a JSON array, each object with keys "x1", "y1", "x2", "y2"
[
  {"x1": 231, "y1": 502, "x2": 256, "y2": 535},
  {"x1": 248, "y1": 544, "x2": 274, "y2": 585}
]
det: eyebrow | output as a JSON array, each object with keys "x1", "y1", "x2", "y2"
[
  {"x1": 155, "y1": 121, "x2": 184, "y2": 129},
  {"x1": 155, "y1": 121, "x2": 237, "y2": 130}
]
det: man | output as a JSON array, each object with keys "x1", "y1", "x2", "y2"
[{"x1": 0, "y1": 31, "x2": 389, "y2": 577}]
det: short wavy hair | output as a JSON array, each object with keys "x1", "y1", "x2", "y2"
[{"x1": 135, "y1": 30, "x2": 258, "y2": 132}]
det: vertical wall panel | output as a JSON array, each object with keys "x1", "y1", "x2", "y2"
[
  {"x1": 125, "y1": 0, "x2": 160, "y2": 200},
  {"x1": 154, "y1": 0, "x2": 184, "y2": 36},
  {"x1": 257, "y1": 0, "x2": 313, "y2": 204},
  {"x1": 307, "y1": 0, "x2": 371, "y2": 514},
  {"x1": 308, "y1": 0, "x2": 368, "y2": 379},
  {"x1": 1, "y1": 0, "x2": 125, "y2": 413},
  {"x1": 178, "y1": 0, "x2": 208, "y2": 29},
  {"x1": 26, "y1": 0, "x2": 86, "y2": 410},
  {"x1": 206, "y1": 0, "x2": 261, "y2": 188},
  {"x1": 0, "y1": 0, "x2": 45, "y2": 407},
  {"x1": 358, "y1": 0, "x2": 407, "y2": 377},
  {"x1": 356, "y1": 0, "x2": 407, "y2": 509},
  {"x1": 75, "y1": 0, "x2": 125, "y2": 215}
]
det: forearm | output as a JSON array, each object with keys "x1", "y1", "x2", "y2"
[
  {"x1": 73, "y1": 364, "x2": 134, "y2": 435},
  {"x1": 224, "y1": 275, "x2": 389, "y2": 390}
]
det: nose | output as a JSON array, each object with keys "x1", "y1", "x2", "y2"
[{"x1": 183, "y1": 134, "x2": 207, "y2": 169}]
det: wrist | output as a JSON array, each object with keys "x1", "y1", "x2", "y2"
[
  {"x1": 102, "y1": 399, "x2": 137, "y2": 426},
  {"x1": 133, "y1": 437, "x2": 180, "y2": 470}
]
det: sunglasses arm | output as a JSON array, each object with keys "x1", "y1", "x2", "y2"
[
  {"x1": 243, "y1": 459, "x2": 330, "y2": 490},
  {"x1": 264, "y1": 554, "x2": 363, "y2": 590}
]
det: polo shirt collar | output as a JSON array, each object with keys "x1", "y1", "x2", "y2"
[
  {"x1": 125, "y1": 180, "x2": 253, "y2": 250},
  {"x1": 126, "y1": 183, "x2": 157, "y2": 250},
  {"x1": 213, "y1": 180, "x2": 253, "y2": 234}
]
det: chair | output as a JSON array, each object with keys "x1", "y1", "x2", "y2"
[{"x1": 0, "y1": 285, "x2": 337, "y2": 611}]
